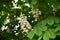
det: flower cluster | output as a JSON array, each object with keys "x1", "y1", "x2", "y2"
[
  {"x1": 31, "y1": 8, "x2": 42, "y2": 22},
  {"x1": 32, "y1": 8, "x2": 41, "y2": 18},
  {"x1": 17, "y1": 13, "x2": 32, "y2": 33}
]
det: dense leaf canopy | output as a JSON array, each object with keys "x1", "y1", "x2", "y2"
[{"x1": 0, "y1": 0, "x2": 60, "y2": 40}]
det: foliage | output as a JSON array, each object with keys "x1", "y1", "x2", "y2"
[{"x1": 0, "y1": 0, "x2": 60, "y2": 40}]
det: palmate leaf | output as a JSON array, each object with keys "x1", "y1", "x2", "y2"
[
  {"x1": 0, "y1": 0, "x2": 60, "y2": 40},
  {"x1": 39, "y1": 25, "x2": 47, "y2": 31},
  {"x1": 57, "y1": 24, "x2": 60, "y2": 30},
  {"x1": 47, "y1": 29, "x2": 56, "y2": 39},
  {"x1": 38, "y1": 35, "x2": 42, "y2": 40},
  {"x1": 43, "y1": 31, "x2": 49, "y2": 40},
  {"x1": 54, "y1": 24, "x2": 60, "y2": 32},
  {"x1": 47, "y1": 17, "x2": 54, "y2": 25},
  {"x1": 43, "y1": 29, "x2": 56, "y2": 40},
  {"x1": 34, "y1": 27, "x2": 42, "y2": 36},
  {"x1": 34, "y1": 21, "x2": 47, "y2": 31},
  {"x1": 27, "y1": 29, "x2": 35, "y2": 39},
  {"x1": 54, "y1": 17, "x2": 60, "y2": 23},
  {"x1": 31, "y1": 38, "x2": 37, "y2": 40},
  {"x1": 54, "y1": 27, "x2": 59, "y2": 32},
  {"x1": 40, "y1": 19, "x2": 47, "y2": 26},
  {"x1": 56, "y1": 32, "x2": 60, "y2": 36}
]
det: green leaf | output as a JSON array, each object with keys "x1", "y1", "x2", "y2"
[
  {"x1": 34, "y1": 21, "x2": 47, "y2": 31},
  {"x1": 47, "y1": 29, "x2": 56, "y2": 39},
  {"x1": 43, "y1": 31, "x2": 49, "y2": 40},
  {"x1": 57, "y1": 24, "x2": 60, "y2": 30},
  {"x1": 31, "y1": 0, "x2": 37, "y2": 7},
  {"x1": 54, "y1": 17, "x2": 59, "y2": 23},
  {"x1": 47, "y1": 17, "x2": 54, "y2": 25},
  {"x1": 54, "y1": 27, "x2": 59, "y2": 32},
  {"x1": 34, "y1": 27, "x2": 42, "y2": 36},
  {"x1": 38, "y1": 35, "x2": 42, "y2": 40},
  {"x1": 27, "y1": 30, "x2": 35, "y2": 39},
  {"x1": 56, "y1": 32, "x2": 60, "y2": 36},
  {"x1": 40, "y1": 19, "x2": 47, "y2": 26},
  {"x1": 39, "y1": 25, "x2": 47, "y2": 31}
]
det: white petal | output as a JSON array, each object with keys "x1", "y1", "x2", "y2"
[{"x1": 25, "y1": 3, "x2": 30, "y2": 7}]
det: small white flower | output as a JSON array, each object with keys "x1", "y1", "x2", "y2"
[
  {"x1": 21, "y1": 0, "x2": 25, "y2": 2},
  {"x1": 27, "y1": 27, "x2": 31, "y2": 29},
  {"x1": 25, "y1": 3, "x2": 30, "y2": 7},
  {"x1": 6, "y1": 19, "x2": 10, "y2": 23},
  {"x1": 29, "y1": 11, "x2": 32, "y2": 14},
  {"x1": 15, "y1": 25, "x2": 19, "y2": 28},
  {"x1": 28, "y1": 15, "x2": 30, "y2": 17},
  {"x1": 12, "y1": 6, "x2": 21, "y2": 9},
  {"x1": 35, "y1": 18, "x2": 37, "y2": 21},
  {"x1": 51, "y1": 5, "x2": 54, "y2": 7},
  {"x1": 14, "y1": 31, "x2": 16, "y2": 33},
  {"x1": 1, "y1": 26, "x2": 5, "y2": 31},
  {"x1": 23, "y1": 30, "x2": 28, "y2": 33},
  {"x1": 3, "y1": 4, "x2": 6, "y2": 7},
  {"x1": 48, "y1": 3, "x2": 50, "y2": 5},
  {"x1": 14, "y1": 0, "x2": 18, "y2": 3},
  {"x1": 6, "y1": 16, "x2": 9, "y2": 19},
  {"x1": 23, "y1": 22, "x2": 26, "y2": 25},
  {"x1": 15, "y1": 33, "x2": 19, "y2": 36},
  {"x1": 14, "y1": 15, "x2": 16, "y2": 17},
  {"x1": 5, "y1": 26, "x2": 8, "y2": 30},
  {"x1": 23, "y1": 28, "x2": 26, "y2": 30},
  {"x1": 8, "y1": 14, "x2": 10, "y2": 16},
  {"x1": 12, "y1": 2, "x2": 17, "y2": 7},
  {"x1": 17, "y1": 17, "x2": 21, "y2": 20},
  {"x1": 39, "y1": 11, "x2": 41, "y2": 15},
  {"x1": 21, "y1": 25, "x2": 25, "y2": 29},
  {"x1": 31, "y1": 20, "x2": 34, "y2": 23},
  {"x1": 14, "y1": 25, "x2": 19, "y2": 30}
]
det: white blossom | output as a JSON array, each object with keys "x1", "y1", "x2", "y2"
[
  {"x1": 17, "y1": 17, "x2": 21, "y2": 20},
  {"x1": 25, "y1": 3, "x2": 30, "y2": 7},
  {"x1": 1, "y1": 26, "x2": 8, "y2": 31},
  {"x1": 51, "y1": 5, "x2": 54, "y2": 7},
  {"x1": 14, "y1": 31, "x2": 16, "y2": 33},
  {"x1": 21, "y1": 0, "x2": 25, "y2": 2},
  {"x1": 31, "y1": 20, "x2": 34, "y2": 23},
  {"x1": 14, "y1": 25, "x2": 19, "y2": 30},
  {"x1": 35, "y1": 18, "x2": 37, "y2": 21},
  {"x1": 14, "y1": 0, "x2": 18, "y2": 3},
  {"x1": 15, "y1": 33, "x2": 19, "y2": 36},
  {"x1": 28, "y1": 15, "x2": 30, "y2": 17},
  {"x1": 3, "y1": 4, "x2": 6, "y2": 7},
  {"x1": 18, "y1": 13, "x2": 32, "y2": 33},
  {"x1": 5, "y1": 26, "x2": 8, "y2": 30},
  {"x1": 48, "y1": 3, "x2": 50, "y2": 5},
  {"x1": 1, "y1": 26, "x2": 5, "y2": 31},
  {"x1": 29, "y1": 11, "x2": 32, "y2": 14},
  {"x1": 32, "y1": 8, "x2": 42, "y2": 18}
]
